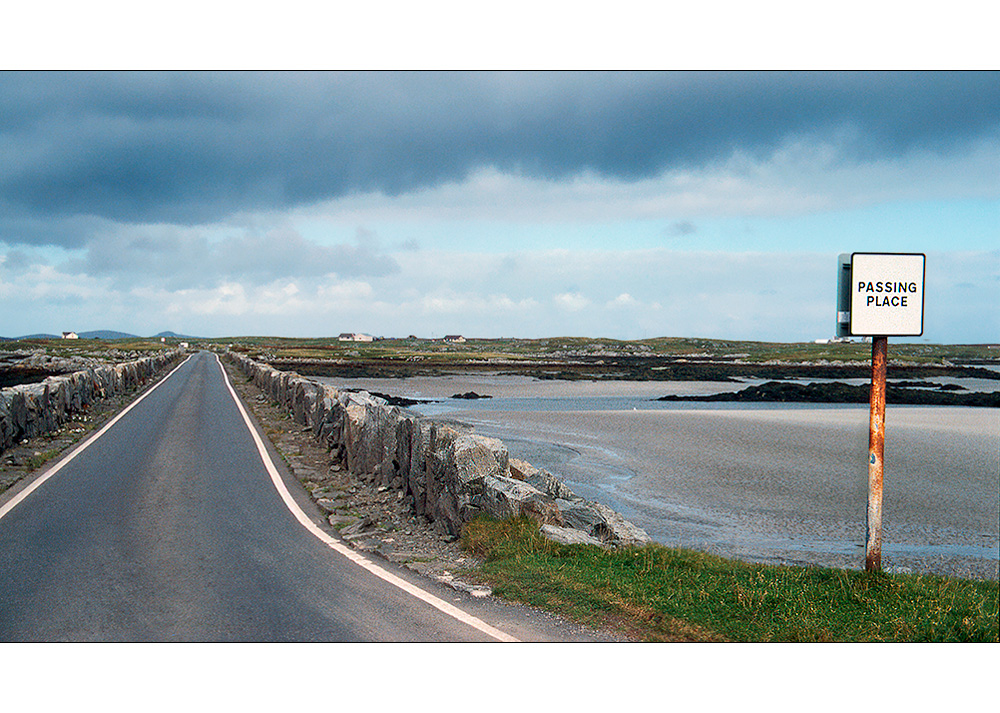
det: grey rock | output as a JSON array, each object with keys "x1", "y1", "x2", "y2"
[
  {"x1": 316, "y1": 498, "x2": 348, "y2": 513},
  {"x1": 513, "y1": 458, "x2": 578, "y2": 501},
  {"x1": 555, "y1": 498, "x2": 651, "y2": 546},
  {"x1": 557, "y1": 498, "x2": 606, "y2": 532},
  {"x1": 482, "y1": 475, "x2": 562, "y2": 525},
  {"x1": 340, "y1": 516, "x2": 375, "y2": 539},
  {"x1": 328, "y1": 514, "x2": 359, "y2": 528},
  {"x1": 539, "y1": 524, "x2": 606, "y2": 547},
  {"x1": 589, "y1": 501, "x2": 652, "y2": 546}
]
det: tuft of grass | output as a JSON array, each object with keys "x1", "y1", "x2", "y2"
[
  {"x1": 25, "y1": 448, "x2": 61, "y2": 472},
  {"x1": 461, "y1": 517, "x2": 999, "y2": 642}
]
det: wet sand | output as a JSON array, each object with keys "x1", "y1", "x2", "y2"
[{"x1": 318, "y1": 374, "x2": 999, "y2": 580}]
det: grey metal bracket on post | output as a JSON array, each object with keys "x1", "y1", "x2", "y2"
[{"x1": 836, "y1": 253, "x2": 852, "y2": 338}]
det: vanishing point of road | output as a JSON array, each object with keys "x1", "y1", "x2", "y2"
[{"x1": 0, "y1": 352, "x2": 604, "y2": 642}]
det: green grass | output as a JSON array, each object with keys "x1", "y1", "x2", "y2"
[
  {"x1": 24, "y1": 448, "x2": 61, "y2": 472},
  {"x1": 461, "y1": 517, "x2": 999, "y2": 642},
  {"x1": 8, "y1": 335, "x2": 997, "y2": 366},
  {"x1": 202, "y1": 335, "x2": 999, "y2": 366}
]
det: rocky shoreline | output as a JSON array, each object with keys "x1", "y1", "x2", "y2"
[
  {"x1": 274, "y1": 355, "x2": 1000, "y2": 383},
  {"x1": 0, "y1": 355, "x2": 182, "y2": 496},
  {"x1": 222, "y1": 365, "x2": 500, "y2": 597},
  {"x1": 656, "y1": 380, "x2": 1000, "y2": 406},
  {"x1": 221, "y1": 354, "x2": 658, "y2": 607},
  {"x1": 225, "y1": 353, "x2": 653, "y2": 550},
  {"x1": 0, "y1": 351, "x2": 183, "y2": 458}
]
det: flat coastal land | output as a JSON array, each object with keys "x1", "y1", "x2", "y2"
[
  {"x1": 6, "y1": 337, "x2": 998, "y2": 580},
  {"x1": 269, "y1": 337, "x2": 999, "y2": 581}
]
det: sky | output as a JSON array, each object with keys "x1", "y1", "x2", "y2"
[{"x1": 1, "y1": 59, "x2": 997, "y2": 343}]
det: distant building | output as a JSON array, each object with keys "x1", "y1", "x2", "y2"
[
  {"x1": 444, "y1": 335, "x2": 466, "y2": 343},
  {"x1": 338, "y1": 333, "x2": 374, "y2": 342},
  {"x1": 62, "y1": 331, "x2": 79, "y2": 339}
]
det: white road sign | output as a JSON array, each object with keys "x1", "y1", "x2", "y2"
[{"x1": 850, "y1": 253, "x2": 925, "y2": 336}]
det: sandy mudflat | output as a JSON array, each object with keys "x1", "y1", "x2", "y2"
[
  {"x1": 318, "y1": 373, "x2": 745, "y2": 400},
  {"x1": 319, "y1": 374, "x2": 1000, "y2": 579}
]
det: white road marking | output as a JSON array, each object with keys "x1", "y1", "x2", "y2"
[
  {"x1": 215, "y1": 354, "x2": 519, "y2": 643},
  {"x1": 0, "y1": 354, "x2": 194, "y2": 523}
]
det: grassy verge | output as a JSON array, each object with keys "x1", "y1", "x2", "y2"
[{"x1": 461, "y1": 518, "x2": 999, "y2": 642}]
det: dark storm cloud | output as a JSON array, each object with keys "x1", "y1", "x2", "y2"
[
  {"x1": 2, "y1": 71, "x2": 997, "y2": 246},
  {"x1": 0, "y1": 209, "x2": 105, "y2": 248}
]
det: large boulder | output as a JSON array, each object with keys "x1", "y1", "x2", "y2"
[
  {"x1": 511, "y1": 458, "x2": 578, "y2": 501},
  {"x1": 404, "y1": 419, "x2": 436, "y2": 519},
  {"x1": 342, "y1": 391, "x2": 401, "y2": 478},
  {"x1": 446, "y1": 433, "x2": 501, "y2": 528},
  {"x1": 556, "y1": 497, "x2": 651, "y2": 547},
  {"x1": 556, "y1": 498, "x2": 605, "y2": 533},
  {"x1": 291, "y1": 378, "x2": 324, "y2": 427},
  {"x1": 512, "y1": 457, "x2": 651, "y2": 546},
  {"x1": 6, "y1": 388, "x2": 27, "y2": 441},
  {"x1": 15, "y1": 383, "x2": 47, "y2": 439},
  {"x1": 423, "y1": 424, "x2": 466, "y2": 535},
  {"x1": 588, "y1": 501, "x2": 652, "y2": 546},
  {"x1": 481, "y1": 475, "x2": 563, "y2": 525}
]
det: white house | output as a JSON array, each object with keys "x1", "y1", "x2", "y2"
[
  {"x1": 338, "y1": 333, "x2": 374, "y2": 342},
  {"x1": 62, "y1": 331, "x2": 79, "y2": 339},
  {"x1": 444, "y1": 335, "x2": 466, "y2": 343}
]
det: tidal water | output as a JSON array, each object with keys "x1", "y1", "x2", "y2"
[{"x1": 317, "y1": 373, "x2": 1000, "y2": 580}]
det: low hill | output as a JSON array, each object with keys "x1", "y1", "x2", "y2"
[
  {"x1": 78, "y1": 330, "x2": 140, "y2": 340},
  {"x1": 152, "y1": 331, "x2": 198, "y2": 339},
  {"x1": 3, "y1": 330, "x2": 198, "y2": 342}
]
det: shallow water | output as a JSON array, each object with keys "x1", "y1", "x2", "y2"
[{"x1": 318, "y1": 374, "x2": 1000, "y2": 579}]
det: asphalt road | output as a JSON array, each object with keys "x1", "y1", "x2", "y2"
[{"x1": 0, "y1": 352, "x2": 603, "y2": 642}]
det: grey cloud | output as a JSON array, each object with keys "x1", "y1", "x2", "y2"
[
  {"x1": 2, "y1": 71, "x2": 998, "y2": 246},
  {"x1": 64, "y1": 224, "x2": 398, "y2": 288},
  {"x1": 216, "y1": 227, "x2": 398, "y2": 282},
  {"x1": 667, "y1": 220, "x2": 697, "y2": 237},
  {"x1": 0, "y1": 248, "x2": 45, "y2": 272}
]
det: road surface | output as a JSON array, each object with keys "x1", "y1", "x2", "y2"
[{"x1": 0, "y1": 352, "x2": 602, "y2": 642}]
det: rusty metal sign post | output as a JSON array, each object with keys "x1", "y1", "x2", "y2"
[
  {"x1": 838, "y1": 253, "x2": 925, "y2": 572},
  {"x1": 866, "y1": 335, "x2": 888, "y2": 571}
]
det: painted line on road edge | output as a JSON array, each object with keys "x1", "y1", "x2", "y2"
[
  {"x1": 0, "y1": 353, "x2": 195, "y2": 523},
  {"x1": 214, "y1": 354, "x2": 520, "y2": 643}
]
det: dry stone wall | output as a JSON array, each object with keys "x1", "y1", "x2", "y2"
[
  {"x1": 0, "y1": 351, "x2": 181, "y2": 455},
  {"x1": 226, "y1": 351, "x2": 651, "y2": 548}
]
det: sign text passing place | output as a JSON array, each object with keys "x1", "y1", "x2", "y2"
[{"x1": 850, "y1": 253, "x2": 925, "y2": 336}]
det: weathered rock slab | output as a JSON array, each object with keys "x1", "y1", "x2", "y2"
[{"x1": 540, "y1": 524, "x2": 605, "y2": 547}]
